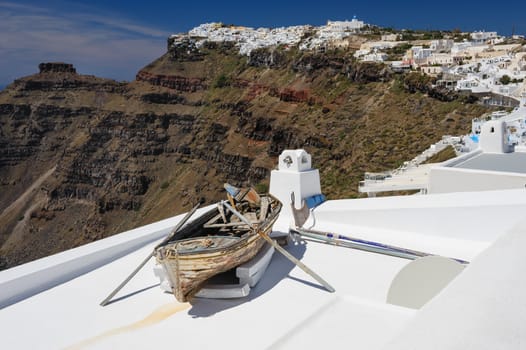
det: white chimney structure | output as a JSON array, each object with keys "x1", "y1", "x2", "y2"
[
  {"x1": 479, "y1": 120, "x2": 512, "y2": 153},
  {"x1": 269, "y1": 149, "x2": 322, "y2": 232}
]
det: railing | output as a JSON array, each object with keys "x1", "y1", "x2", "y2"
[{"x1": 359, "y1": 135, "x2": 468, "y2": 192}]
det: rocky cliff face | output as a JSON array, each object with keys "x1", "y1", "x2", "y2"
[
  {"x1": 136, "y1": 70, "x2": 207, "y2": 92},
  {"x1": 0, "y1": 44, "x2": 488, "y2": 269}
]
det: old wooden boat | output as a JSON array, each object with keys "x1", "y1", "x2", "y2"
[{"x1": 154, "y1": 187, "x2": 282, "y2": 302}]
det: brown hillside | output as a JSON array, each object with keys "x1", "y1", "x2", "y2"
[{"x1": 0, "y1": 48, "x2": 489, "y2": 269}]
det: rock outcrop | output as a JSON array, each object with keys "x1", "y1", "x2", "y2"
[
  {"x1": 11, "y1": 63, "x2": 125, "y2": 92},
  {"x1": 274, "y1": 88, "x2": 316, "y2": 104},
  {"x1": 346, "y1": 62, "x2": 392, "y2": 83},
  {"x1": 39, "y1": 62, "x2": 76, "y2": 74},
  {"x1": 403, "y1": 72, "x2": 478, "y2": 102},
  {"x1": 248, "y1": 48, "x2": 287, "y2": 68}
]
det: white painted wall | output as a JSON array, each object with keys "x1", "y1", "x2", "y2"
[
  {"x1": 269, "y1": 149, "x2": 322, "y2": 233},
  {"x1": 479, "y1": 119, "x2": 512, "y2": 153},
  {"x1": 270, "y1": 149, "x2": 322, "y2": 213}
]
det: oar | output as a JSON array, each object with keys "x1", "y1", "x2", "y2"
[
  {"x1": 221, "y1": 201, "x2": 335, "y2": 293},
  {"x1": 293, "y1": 227, "x2": 469, "y2": 265},
  {"x1": 100, "y1": 202, "x2": 202, "y2": 306}
]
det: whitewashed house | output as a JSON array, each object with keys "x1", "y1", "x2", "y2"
[
  {"x1": 363, "y1": 51, "x2": 388, "y2": 62},
  {"x1": 381, "y1": 34, "x2": 399, "y2": 42},
  {"x1": 451, "y1": 42, "x2": 473, "y2": 55},
  {"x1": 427, "y1": 53, "x2": 454, "y2": 66},
  {"x1": 421, "y1": 65, "x2": 443, "y2": 75},
  {"x1": 471, "y1": 31, "x2": 498, "y2": 45},
  {"x1": 430, "y1": 39, "x2": 454, "y2": 52},
  {"x1": 326, "y1": 17, "x2": 365, "y2": 32}
]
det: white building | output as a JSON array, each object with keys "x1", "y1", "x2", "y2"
[
  {"x1": 353, "y1": 49, "x2": 371, "y2": 58},
  {"x1": 455, "y1": 74, "x2": 492, "y2": 93},
  {"x1": 427, "y1": 53, "x2": 454, "y2": 66},
  {"x1": 471, "y1": 31, "x2": 499, "y2": 45},
  {"x1": 184, "y1": 20, "x2": 370, "y2": 55},
  {"x1": 420, "y1": 65, "x2": 443, "y2": 75},
  {"x1": 381, "y1": 34, "x2": 399, "y2": 42},
  {"x1": 451, "y1": 42, "x2": 473, "y2": 55},
  {"x1": 360, "y1": 100, "x2": 526, "y2": 196},
  {"x1": 429, "y1": 121, "x2": 526, "y2": 193},
  {"x1": 326, "y1": 17, "x2": 365, "y2": 32},
  {"x1": 362, "y1": 52, "x2": 388, "y2": 62},
  {"x1": 411, "y1": 46, "x2": 434, "y2": 60},
  {"x1": 430, "y1": 39, "x2": 453, "y2": 52}
]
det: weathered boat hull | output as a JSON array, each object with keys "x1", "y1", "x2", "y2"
[{"x1": 155, "y1": 195, "x2": 281, "y2": 302}]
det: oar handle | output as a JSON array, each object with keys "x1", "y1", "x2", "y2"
[
  {"x1": 99, "y1": 252, "x2": 154, "y2": 306},
  {"x1": 100, "y1": 201, "x2": 202, "y2": 307}
]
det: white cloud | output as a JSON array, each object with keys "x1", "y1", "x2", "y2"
[{"x1": 0, "y1": 1, "x2": 168, "y2": 85}]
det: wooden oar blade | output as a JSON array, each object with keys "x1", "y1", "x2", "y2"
[{"x1": 244, "y1": 188, "x2": 261, "y2": 205}]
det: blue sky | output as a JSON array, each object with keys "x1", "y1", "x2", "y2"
[{"x1": 1, "y1": 0, "x2": 525, "y2": 87}]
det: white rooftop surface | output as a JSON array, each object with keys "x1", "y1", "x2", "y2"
[
  {"x1": 1, "y1": 188, "x2": 526, "y2": 349},
  {"x1": 387, "y1": 215, "x2": 526, "y2": 350},
  {"x1": 452, "y1": 152, "x2": 526, "y2": 173}
]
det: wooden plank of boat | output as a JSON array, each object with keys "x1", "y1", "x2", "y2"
[
  {"x1": 159, "y1": 233, "x2": 267, "y2": 302},
  {"x1": 203, "y1": 211, "x2": 260, "y2": 228},
  {"x1": 259, "y1": 196, "x2": 269, "y2": 221},
  {"x1": 176, "y1": 236, "x2": 241, "y2": 253},
  {"x1": 203, "y1": 222, "x2": 258, "y2": 228},
  {"x1": 217, "y1": 202, "x2": 227, "y2": 223}
]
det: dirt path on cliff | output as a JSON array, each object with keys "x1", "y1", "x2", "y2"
[
  {"x1": 0, "y1": 166, "x2": 57, "y2": 247},
  {"x1": 3, "y1": 200, "x2": 45, "y2": 249}
]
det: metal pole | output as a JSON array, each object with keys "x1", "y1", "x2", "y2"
[
  {"x1": 222, "y1": 201, "x2": 335, "y2": 293},
  {"x1": 292, "y1": 227, "x2": 469, "y2": 265},
  {"x1": 295, "y1": 230, "x2": 422, "y2": 261},
  {"x1": 100, "y1": 202, "x2": 202, "y2": 306}
]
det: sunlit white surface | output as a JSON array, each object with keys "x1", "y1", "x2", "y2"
[{"x1": 1, "y1": 189, "x2": 526, "y2": 349}]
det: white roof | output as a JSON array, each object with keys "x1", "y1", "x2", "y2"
[
  {"x1": 452, "y1": 152, "x2": 526, "y2": 173},
  {"x1": 1, "y1": 189, "x2": 526, "y2": 349},
  {"x1": 387, "y1": 215, "x2": 526, "y2": 349}
]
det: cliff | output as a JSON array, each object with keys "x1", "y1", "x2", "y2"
[{"x1": 0, "y1": 46, "x2": 488, "y2": 269}]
